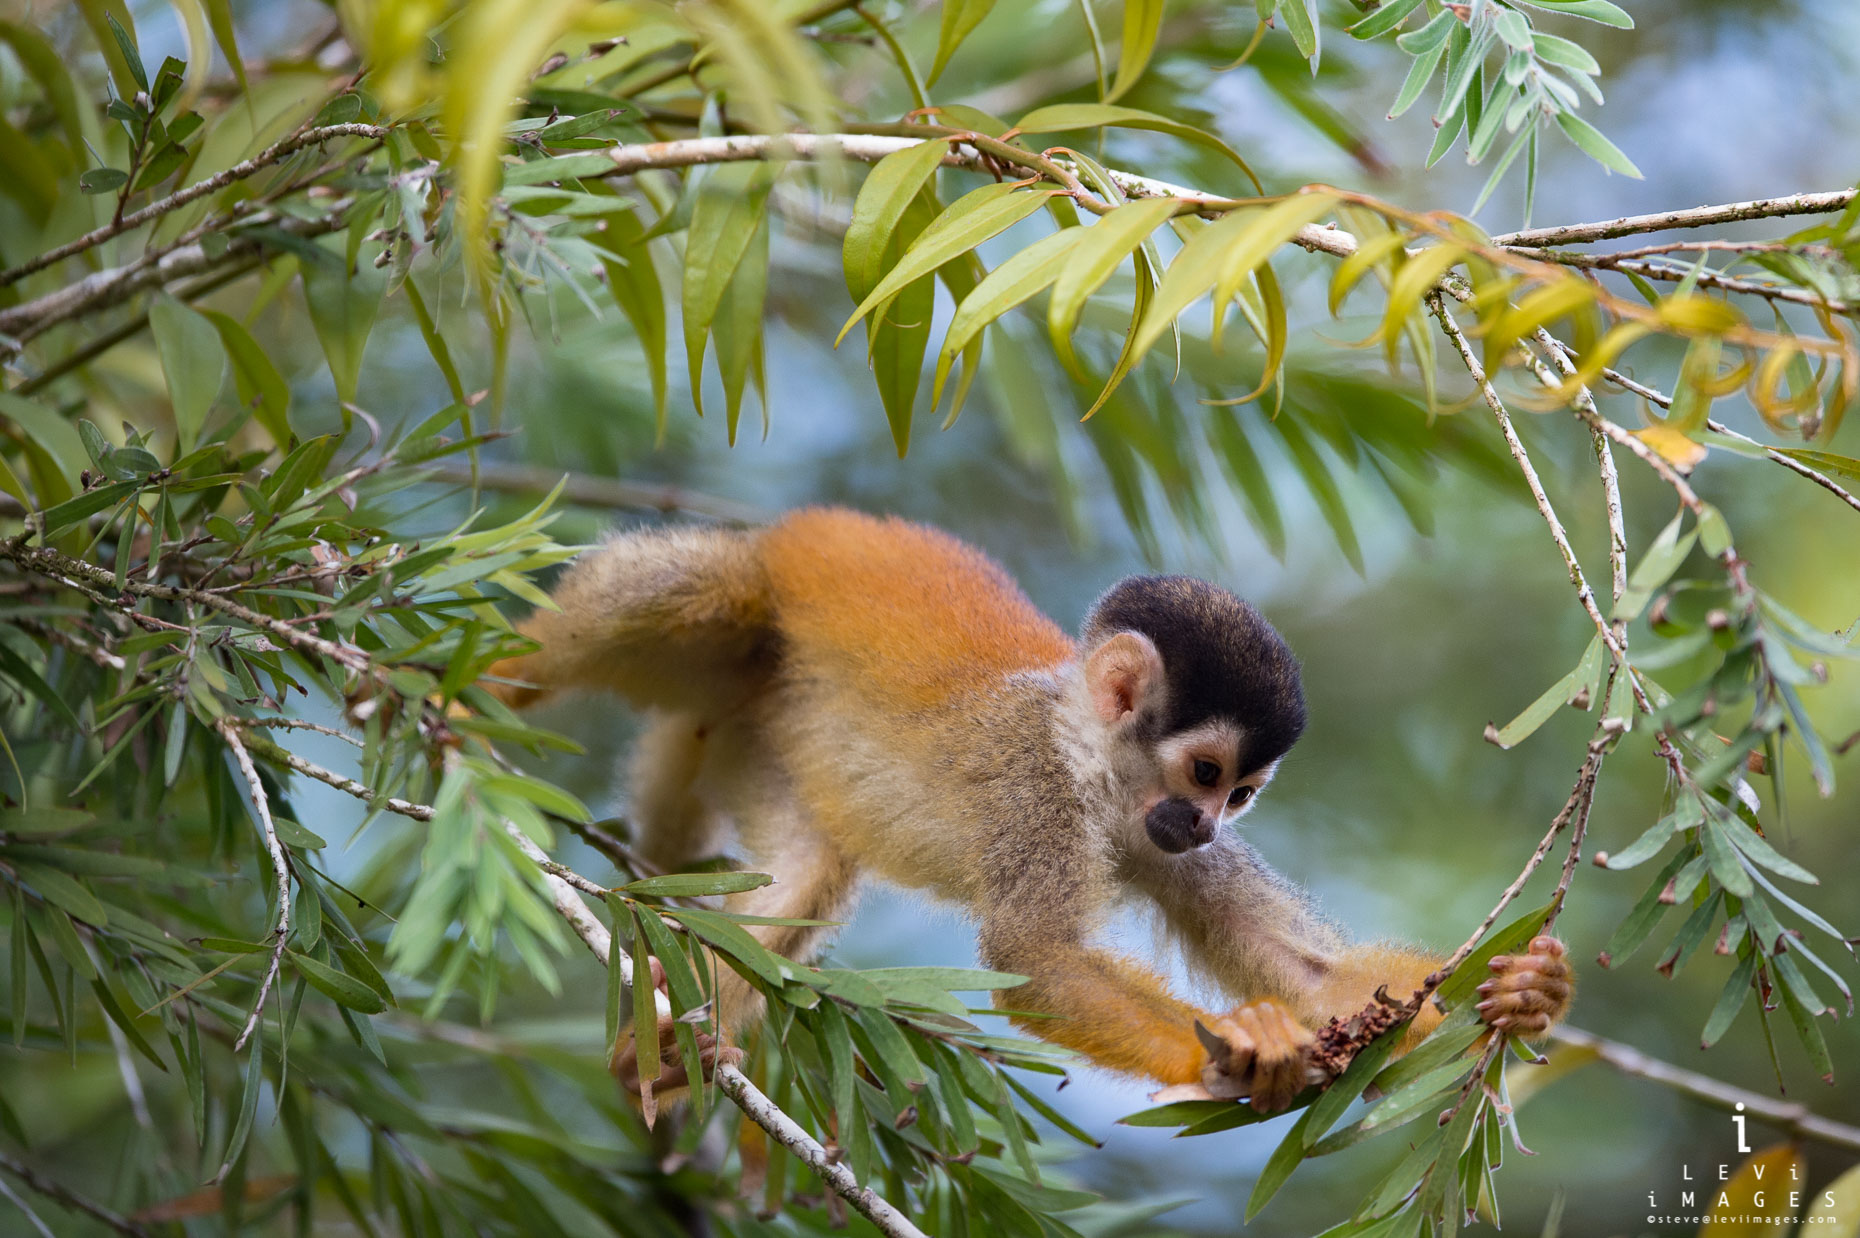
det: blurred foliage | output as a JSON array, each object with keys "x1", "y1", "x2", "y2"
[{"x1": 0, "y1": 0, "x2": 1857, "y2": 1235}]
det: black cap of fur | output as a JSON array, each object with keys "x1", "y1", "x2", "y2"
[{"x1": 1082, "y1": 575, "x2": 1306, "y2": 772}]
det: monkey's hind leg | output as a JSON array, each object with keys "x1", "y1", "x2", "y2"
[
  {"x1": 613, "y1": 802, "x2": 859, "y2": 1093},
  {"x1": 626, "y1": 711, "x2": 729, "y2": 874}
]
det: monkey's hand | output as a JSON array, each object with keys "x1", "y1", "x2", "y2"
[
  {"x1": 609, "y1": 958, "x2": 742, "y2": 1096},
  {"x1": 1474, "y1": 936, "x2": 1572, "y2": 1038},
  {"x1": 1193, "y1": 998, "x2": 1324, "y2": 1113}
]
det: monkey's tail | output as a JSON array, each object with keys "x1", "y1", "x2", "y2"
[{"x1": 486, "y1": 524, "x2": 776, "y2": 714}]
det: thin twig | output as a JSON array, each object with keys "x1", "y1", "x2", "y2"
[
  {"x1": 0, "y1": 1176, "x2": 56, "y2": 1238},
  {"x1": 239, "y1": 732, "x2": 434, "y2": 821},
  {"x1": 0, "y1": 123, "x2": 388, "y2": 289},
  {"x1": 1492, "y1": 190, "x2": 1859, "y2": 248},
  {"x1": 1503, "y1": 248, "x2": 1852, "y2": 314},
  {"x1": 717, "y1": 1064, "x2": 931, "y2": 1238},
  {"x1": 0, "y1": 1151, "x2": 153, "y2": 1238},
  {"x1": 0, "y1": 541, "x2": 373, "y2": 675},
  {"x1": 1593, "y1": 364, "x2": 1860, "y2": 516},
  {"x1": 1550, "y1": 1026, "x2": 1860, "y2": 1154},
  {"x1": 422, "y1": 462, "x2": 765, "y2": 525},
  {"x1": 1425, "y1": 296, "x2": 1633, "y2": 681},
  {"x1": 217, "y1": 721, "x2": 290, "y2": 1052},
  {"x1": 237, "y1": 717, "x2": 364, "y2": 747}
]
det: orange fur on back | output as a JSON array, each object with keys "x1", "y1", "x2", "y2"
[{"x1": 761, "y1": 508, "x2": 1073, "y2": 710}]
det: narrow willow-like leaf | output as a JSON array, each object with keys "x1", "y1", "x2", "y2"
[
  {"x1": 1016, "y1": 104, "x2": 1260, "y2": 191},
  {"x1": 837, "y1": 186, "x2": 1058, "y2": 347},
  {"x1": 934, "y1": 228, "x2": 1087, "y2": 408},
  {"x1": 1107, "y1": 0, "x2": 1166, "y2": 100},
  {"x1": 150, "y1": 293, "x2": 227, "y2": 452},
  {"x1": 1554, "y1": 111, "x2": 1642, "y2": 177},
  {"x1": 683, "y1": 162, "x2": 776, "y2": 419},
  {"x1": 928, "y1": 0, "x2": 999, "y2": 84},
  {"x1": 1046, "y1": 197, "x2": 1181, "y2": 365},
  {"x1": 1245, "y1": 1106, "x2": 1314, "y2": 1220},
  {"x1": 844, "y1": 140, "x2": 949, "y2": 299}
]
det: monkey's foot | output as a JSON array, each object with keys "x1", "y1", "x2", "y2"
[
  {"x1": 1475, "y1": 935, "x2": 1572, "y2": 1037},
  {"x1": 1188, "y1": 998, "x2": 1324, "y2": 1113},
  {"x1": 611, "y1": 1018, "x2": 741, "y2": 1095},
  {"x1": 609, "y1": 957, "x2": 741, "y2": 1096}
]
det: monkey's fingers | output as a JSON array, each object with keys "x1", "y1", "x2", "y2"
[
  {"x1": 1225, "y1": 1001, "x2": 1315, "y2": 1112},
  {"x1": 1477, "y1": 938, "x2": 1573, "y2": 1036}
]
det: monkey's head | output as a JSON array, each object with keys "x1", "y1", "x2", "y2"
[{"x1": 1079, "y1": 576, "x2": 1305, "y2": 855}]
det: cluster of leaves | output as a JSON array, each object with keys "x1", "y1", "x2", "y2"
[
  {"x1": 1124, "y1": 904, "x2": 1560, "y2": 1237},
  {"x1": 1347, "y1": 0, "x2": 1639, "y2": 218}
]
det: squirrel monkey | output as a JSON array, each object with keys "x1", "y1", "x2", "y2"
[{"x1": 487, "y1": 507, "x2": 1571, "y2": 1110}]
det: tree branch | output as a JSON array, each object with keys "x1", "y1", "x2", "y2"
[
  {"x1": 218, "y1": 721, "x2": 290, "y2": 1054},
  {"x1": 0, "y1": 123, "x2": 387, "y2": 289},
  {"x1": 421, "y1": 462, "x2": 764, "y2": 524},
  {"x1": 1550, "y1": 1025, "x2": 1860, "y2": 1155},
  {"x1": 1593, "y1": 364, "x2": 1860, "y2": 516},
  {"x1": 0, "y1": 212, "x2": 346, "y2": 350},
  {"x1": 1503, "y1": 248, "x2": 1852, "y2": 314},
  {"x1": 0, "y1": 1151, "x2": 153, "y2": 1238},
  {"x1": 1491, "y1": 190, "x2": 1859, "y2": 248},
  {"x1": 0, "y1": 540, "x2": 373, "y2": 675}
]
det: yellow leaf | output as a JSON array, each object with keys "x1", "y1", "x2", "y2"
[
  {"x1": 1658, "y1": 294, "x2": 1744, "y2": 334},
  {"x1": 1701, "y1": 1142, "x2": 1805, "y2": 1237},
  {"x1": 1803, "y1": 1160, "x2": 1860, "y2": 1238},
  {"x1": 1634, "y1": 424, "x2": 1708, "y2": 473}
]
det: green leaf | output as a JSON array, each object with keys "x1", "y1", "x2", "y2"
[
  {"x1": 683, "y1": 162, "x2": 777, "y2": 418},
  {"x1": 291, "y1": 951, "x2": 387, "y2": 1013},
  {"x1": 1350, "y1": 0, "x2": 1425, "y2": 40},
  {"x1": 105, "y1": 11, "x2": 147, "y2": 90},
  {"x1": 1553, "y1": 111, "x2": 1642, "y2": 177},
  {"x1": 1246, "y1": 1106, "x2": 1314, "y2": 1219},
  {"x1": 201, "y1": 310, "x2": 291, "y2": 445},
  {"x1": 150, "y1": 293, "x2": 227, "y2": 452},
  {"x1": 0, "y1": 641, "x2": 81, "y2": 730},
  {"x1": 933, "y1": 228, "x2": 1087, "y2": 408},
  {"x1": 302, "y1": 245, "x2": 385, "y2": 405},
  {"x1": 837, "y1": 185, "x2": 1059, "y2": 346},
  {"x1": 712, "y1": 210, "x2": 770, "y2": 444},
  {"x1": 624, "y1": 871, "x2": 775, "y2": 897},
  {"x1": 1606, "y1": 812, "x2": 1691, "y2": 877},
  {"x1": 667, "y1": 907, "x2": 787, "y2": 985},
  {"x1": 844, "y1": 140, "x2": 949, "y2": 300},
  {"x1": 1531, "y1": 32, "x2": 1600, "y2": 74},
  {"x1": 16, "y1": 864, "x2": 107, "y2": 926},
  {"x1": 1487, "y1": 634, "x2": 1600, "y2": 748},
  {"x1": 1108, "y1": 0, "x2": 1166, "y2": 100},
  {"x1": 1519, "y1": 0, "x2": 1634, "y2": 27},
  {"x1": 79, "y1": 167, "x2": 128, "y2": 193},
  {"x1": 1127, "y1": 193, "x2": 1338, "y2": 374},
  {"x1": 218, "y1": 1040, "x2": 264, "y2": 1177},
  {"x1": 928, "y1": 0, "x2": 999, "y2": 84},
  {"x1": 1703, "y1": 947, "x2": 1758, "y2": 1048},
  {"x1": 1015, "y1": 104, "x2": 1261, "y2": 191},
  {"x1": 1306, "y1": 1029, "x2": 1401, "y2": 1145},
  {"x1": 1700, "y1": 820, "x2": 1754, "y2": 899},
  {"x1": 1615, "y1": 512, "x2": 1696, "y2": 622},
  {"x1": 1278, "y1": 0, "x2": 1319, "y2": 63}
]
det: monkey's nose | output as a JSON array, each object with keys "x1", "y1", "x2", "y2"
[{"x1": 1191, "y1": 816, "x2": 1218, "y2": 848}]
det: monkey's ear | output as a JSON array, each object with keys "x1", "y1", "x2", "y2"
[{"x1": 1085, "y1": 631, "x2": 1163, "y2": 725}]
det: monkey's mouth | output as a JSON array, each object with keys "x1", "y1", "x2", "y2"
[{"x1": 1144, "y1": 798, "x2": 1216, "y2": 853}]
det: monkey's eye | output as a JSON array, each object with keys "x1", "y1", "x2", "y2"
[
  {"x1": 1193, "y1": 760, "x2": 1220, "y2": 787},
  {"x1": 1228, "y1": 785, "x2": 1254, "y2": 808}
]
